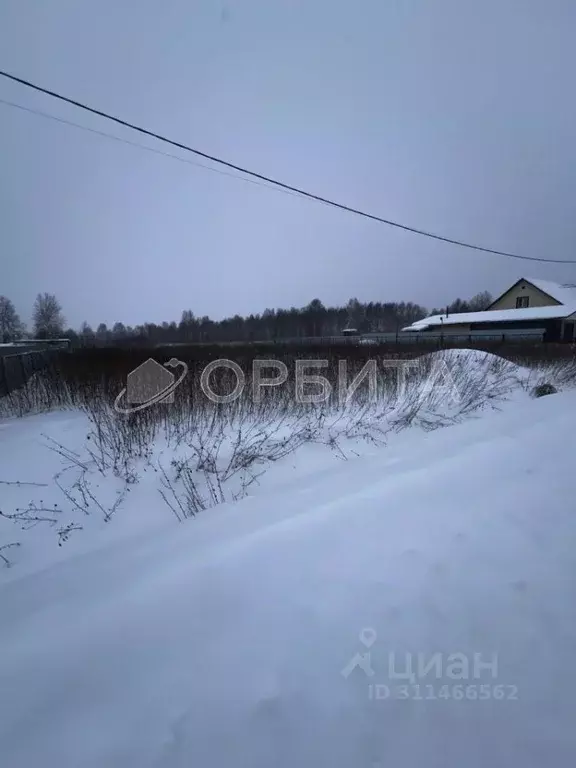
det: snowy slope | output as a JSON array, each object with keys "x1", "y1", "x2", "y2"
[
  {"x1": 0, "y1": 347, "x2": 534, "y2": 581},
  {"x1": 1, "y1": 389, "x2": 575, "y2": 767}
]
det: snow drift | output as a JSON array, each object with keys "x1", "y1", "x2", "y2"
[
  {"x1": 1, "y1": 349, "x2": 575, "y2": 766},
  {"x1": 1, "y1": 387, "x2": 575, "y2": 766}
]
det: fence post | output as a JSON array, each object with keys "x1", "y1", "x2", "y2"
[{"x1": 0, "y1": 356, "x2": 6, "y2": 396}]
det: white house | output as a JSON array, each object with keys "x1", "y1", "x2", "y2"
[{"x1": 403, "y1": 277, "x2": 576, "y2": 341}]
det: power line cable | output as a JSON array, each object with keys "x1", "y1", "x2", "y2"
[
  {"x1": 0, "y1": 97, "x2": 307, "y2": 202},
  {"x1": 1, "y1": 68, "x2": 575, "y2": 264}
]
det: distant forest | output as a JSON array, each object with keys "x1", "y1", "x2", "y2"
[{"x1": 0, "y1": 291, "x2": 493, "y2": 345}]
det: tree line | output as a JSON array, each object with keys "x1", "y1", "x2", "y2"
[{"x1": 0, "y1": 290, "x2": 493, "y2": 345}]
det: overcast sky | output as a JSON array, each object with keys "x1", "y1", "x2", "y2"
[{"x1": 1, "y1": 0, "x2": 576, "y2": 329}]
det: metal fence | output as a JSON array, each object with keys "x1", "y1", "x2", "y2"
[
  {"x1": 157, "y1": 328, "x2": 549, "y2": 348},
  {"x1": 0, "y1": 349, "x2": 62, "y2": 398},
  {"x1": 231, "y1": 329, "x2": 548, "y2": 346},
  {"x1": 0, "y1": 339, "x2": 71, "y2": 357},
  {"x1": 356, "y1": 329, "x2": 548, "y2": 344}
]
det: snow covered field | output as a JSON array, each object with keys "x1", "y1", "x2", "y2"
[{"x1": 1, "y1": 350, "x2": 575, "y2": 766}]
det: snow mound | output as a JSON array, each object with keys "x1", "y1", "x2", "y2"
[
  {"x1": 381, "y1": 347, "x2": 527, "y2": 431},
  {"x1": 0, "y1": 390, "x2": 576, "y2": 766},
  {"x1": 3, "y1": 348, "x2": 573, "y2": 580},
  {"x1": 419, "y1": 347, "x2": 526, "y2": 380}
]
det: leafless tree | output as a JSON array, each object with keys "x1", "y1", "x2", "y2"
[
  {"x1": 468, "y1": 291, "x2": 493, "y2": 311},
  {"x1": 33, "y1": 293, "x2": 65, "y2": 339},
  {"x1": 0, "y1": 296, "x2": 24, "y2": 342}
]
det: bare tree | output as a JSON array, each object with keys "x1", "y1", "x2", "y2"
[
  {"x1": 96, "y1": 323, "x2": 109, "y2": 343},
  {"x1": 430, "y1": 290, "x2": 493, "y2": 317},
  {"x1": 468, "y1": 291, "x2": 493, "y2": 311},
  {"x1": 346, "y1": 297, "x2": 363, "y2": 329},
  {"x1": 53, "y1": 297, "x2": 433, "y2": 346},
  {"x1": 111, "y1": 322, "x2": 127, "y2": 340},
  {"x1": 33, "y1": 293, "x2": 65, "y2": 339},
  {"x1": 0, "y1": 296, "x2": 23, "y2": 342},
  {"x1": 79, "y1": 321, "x2": 95, "y2": 346}
]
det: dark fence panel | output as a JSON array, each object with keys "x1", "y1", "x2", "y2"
[
  {"x1": 0, "y1": 350, "x2": 62, "y2": 398},
  {"x1": 157, "y1": 329, "x2": 550, "y2": 348}
]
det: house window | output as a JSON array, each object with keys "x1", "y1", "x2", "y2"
[{"x1": 516, "y1": 296, "x2": 529, "y2": 308}]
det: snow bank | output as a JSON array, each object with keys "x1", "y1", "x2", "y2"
[
  {"x1": 2, "y1": 348, "x2": 572, "y2": 580},
  {"x1": 0, "y1": 389, "x2": 575, "y2": 767}
]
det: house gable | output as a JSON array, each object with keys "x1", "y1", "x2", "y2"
[{"x1": 487, "y1": 279, "x2": 562, "y2": 311}]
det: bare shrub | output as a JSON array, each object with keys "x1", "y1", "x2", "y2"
[
  {"x1": 0, "y1": 542, "x2": 21, "y2": 568},
  {"x1": 531, "y1": 383, "x2": 558, "y2": 398},
  {"x1": 3, "y1": 344, "x2": 575, "y2": 543}
]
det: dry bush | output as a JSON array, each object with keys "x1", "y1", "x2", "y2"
[{"x1": 3, "y1": 344, "x2": 576, "y2": 539}]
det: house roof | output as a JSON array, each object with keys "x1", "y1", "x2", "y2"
[
  {"x1": 402, "y1": 304, "x2": 576, "y2": 332},
  {"x1": 488, "y1": 277, "x2": 576, "y2": 308},
  {"x1": 523, "y1": 278, "x2": 576, "y2": 306}
]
